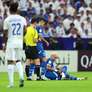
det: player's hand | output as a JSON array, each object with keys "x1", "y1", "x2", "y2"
[
  {"x1": 46, "y1": 42, "x2": 49, "y2": 47},
  {"x1": 2, "y1": 43, "x2": 6, "y2": 52}
]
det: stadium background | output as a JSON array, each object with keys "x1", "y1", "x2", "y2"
[
  {"x1": 0, "y1": 0, "x2": 92, "y2": 92},
  {"x1": 0, "y1": 0, "x2": 92, "y2": 71}
]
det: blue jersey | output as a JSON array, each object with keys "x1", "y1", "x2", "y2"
[
  {"x1": 41, "y1": 58, "x2": 54, "y2": 72},
  {"x1": 36, "y1": 25, "x2": 44, "y2": 46},
  {"x1": 36, "y1": 26, "x2": 46, "y2": 58},
  {"x1": 46, "y1": 58, "x2": 54, "y2": 70},
  {"x1": 45, "y1": 58, "x2": 59, "y2": 80}
]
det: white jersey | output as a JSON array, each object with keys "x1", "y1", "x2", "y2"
[{"x1": 4, "y1": 14, "x2": 27, "y2": 48}]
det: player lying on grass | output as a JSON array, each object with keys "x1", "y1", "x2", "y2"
[{"x1": 44, "y1": 52, "x2": 87, "y2": 80}]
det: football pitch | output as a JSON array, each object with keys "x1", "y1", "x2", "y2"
[{"x1": 0, "y1": 72, "x2": 92, "y2": 92}]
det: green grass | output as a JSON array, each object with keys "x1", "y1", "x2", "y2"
[{"x1": 0, "y1": 72, "x2": 92, "y2": 92}]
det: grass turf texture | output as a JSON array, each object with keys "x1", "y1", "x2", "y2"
[{"x1": 0, "y1": 72, "x2": 92, "y2": 92}]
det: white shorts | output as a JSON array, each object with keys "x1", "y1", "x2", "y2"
[{"x1": 5, "y1": 48, "x2": 23, "y2": 61}]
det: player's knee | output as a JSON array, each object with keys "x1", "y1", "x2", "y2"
[{"x1": 34, "y1": 58, "x2": 40, "y2": 65}]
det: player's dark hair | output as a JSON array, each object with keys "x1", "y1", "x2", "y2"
[
  {"x1": 9, "y1": 2, "x2": 18, "y2": 13},
  {"x1": 31, "y1": 17, "x2": 37, "y2": 24}
]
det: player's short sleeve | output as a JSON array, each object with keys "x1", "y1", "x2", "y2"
[{"x1": 3, "y1": 18, "x2": 9, "y2": 30}]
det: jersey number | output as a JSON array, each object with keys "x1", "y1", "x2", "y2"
[{"x1": 12, "y1": 23, "x2": 21, "y2": 35}]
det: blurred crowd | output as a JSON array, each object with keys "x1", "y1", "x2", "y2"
[{"x1": 0, "y1": 0, "x2": 92, "y2": 38}]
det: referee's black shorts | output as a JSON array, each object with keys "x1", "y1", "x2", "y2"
[{"x1": 25, "y1": 46, "x2": 39, "y2": 60}]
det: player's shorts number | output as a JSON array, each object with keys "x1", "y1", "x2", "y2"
[{"x1": 12, "y1": 23, "x2": 21, "y2": 35}]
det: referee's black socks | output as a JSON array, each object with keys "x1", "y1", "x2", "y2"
[
  {"x1": 25, "y1": 65, "x2": 30, "y2": 78},
  {"x1": 34, "y1": 65, "x2": 41, "y2": 80}
]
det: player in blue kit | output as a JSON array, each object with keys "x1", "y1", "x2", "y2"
[
  {"x1": 36, "y1": 17, "x2": 49, "y2": 79},
  {"x1": 36, "y1": 17, "x2": 49, "y2": 58},
  {"x1": 45, "y1": 53, "x2": 61, "y2": 80},
  {"x1": 44, "y1": 53, "x2": 87, "y2": 80}
]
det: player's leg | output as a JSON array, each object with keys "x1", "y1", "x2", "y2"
[
  {"x1": 32, "y1": 46, "x2": 41, "y2": 80},
  {"x1": 66, "y1": 74, "x2": 87, "y2": 80},
  {"x1": 40, "y1": 59, "x2": 46, "y2": 74},
  {"x1": 61, "y1": 66, "x2": 78, "y2": 80},
  {"x1": 28, "y1": 46, "x2": 41, "y2": 80},
  {"x1": 25, "y1": 59, "x2": 30, "y2": 78},
  {"x1": 34, "y1": 58, "x2": 41, "y2": 80},
  {"x1": 6, "y1": 48, "x2": 15, "y2": 87},
  {"x1": 7, "y1": 61, "x2": 15, "y2": 87},
  {"x1": 65, "y1": 73, "x2": 78, "y2": 80},
  {"x1": 25, "y1": 46, "x2": 35, "y2": 80},
  {"x1": 16, "y1": 48, "x2": 24, "y2": 87},
  {"x1": 16, "y1": 61, "x2": 24, "y2": 87},
  {"x1": 27, "y1": 60, "x2": 35, "y2": 80},
  {"x1": 56, "y1": 71, "x2": 62, "y2": 80},
  {"x1": 61, "y1": 66, "x2": 68, "y2": 74},
  {"x1": 25, "y1": 46, "x2": 31, "y2": 78},
  {"x1": 40, "y1": 58, "x2": 47, "y2": 80},
  {"x1": 45, "y1": 71, "x2": 58, "y2": 80},
  {"x1": 38, "y1": 49, "x2": 47, "y2": 79}
]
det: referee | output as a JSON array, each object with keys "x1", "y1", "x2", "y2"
[{"x1": 24, "y1": 17, "x2": 40, "y2": 80}]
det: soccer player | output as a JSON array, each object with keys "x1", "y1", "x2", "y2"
[
  {"x1": 24, "y1": 17, "x2": 41, "y2": 80},
  {"x1": 3, "y1": 2, "x2": 27, "y2": 87},
  {"x1": 36, "y1": 17, "x2": 49, "y2": 60},
  {"x1": 44, "y1": 53, "x2": 87, "y2": 80},
  {"x1": 45, "y1": 52, "x2": 61, "y2": 80}
]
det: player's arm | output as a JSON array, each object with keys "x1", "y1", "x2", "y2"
[
  {"x1": 33, "y1": 38, "x2": 38, "y2": 43},
  {"x1": 23, "y1": 26, "x2": 27, "y2": 36},
  {"x1": 33, "y1": 29, "x2": 39, "y2": 43},
  {"x1": 23, "y1": 17, "x2": 28, "y2": 35},
  {"x1": 47, "y1": 64, "x2": 54, "y2": 71},
  {"x1": 3, "y1": 29, "x2": 8, "y2": 47},
  {"x1": 23, "y1": 18, "x2": 28, "y2": 47},
  {"x1": 39, "y1": 34, "x2": 49, "y2": 46},
  {"x1": 3, "y1": 19, "x2": 8, "y2": 51}
]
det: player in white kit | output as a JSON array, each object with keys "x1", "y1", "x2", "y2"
[{"x1": 3, "y1": 2, "x2": 27, "y2": 88}]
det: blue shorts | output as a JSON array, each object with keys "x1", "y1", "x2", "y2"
[{"x1": 37, "y1": 42, "x2": 46, "y2": 58}]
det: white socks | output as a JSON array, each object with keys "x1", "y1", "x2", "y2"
[
  {"x1": 7, "y1": 62, "x2": 24, "y2": 86},
  {"x1": 16, "y1": 62, "x2": 24, "y2": 80},
  {"x1": 8, "y1": 65, "x2": 14, "y2": 86}
]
